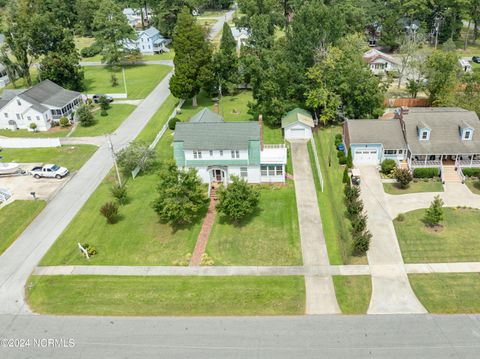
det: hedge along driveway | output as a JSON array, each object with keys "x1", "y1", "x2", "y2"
[{"x1": 83, "y1": 65, "x2": 171, "y2": 99}]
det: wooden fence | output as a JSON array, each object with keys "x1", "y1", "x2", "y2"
[{"x1": 384, "y1": 98, "x2": 429, "y2": 108}]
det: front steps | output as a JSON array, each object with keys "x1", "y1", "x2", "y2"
[{"x1": 442, "y1": 165, "x2": 462, "y2": 183}]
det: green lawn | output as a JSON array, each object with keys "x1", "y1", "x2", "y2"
[
  {"x1": 0, "y1": 127, "x2": 70, "y2": 138},
  {"x1": 207, "y1": 182, "x2": 302, "y2": 266},
  {"x1": 332, "y1": 276, "x2": 372, "y2": 314},
  {"x1": 0, "y1": 200, "x2": 46, "y2": 255},
  {"x1": 27, "y1": 275, "x2": 305, "y2": 316},
  {"x1": 83, "y1": 65, "x2": 171, "y2": 99},
  {"x1": 74, "y1": 36, "x2": 95, "y2": 51},
  {"x1": 199, "y1": 10, "x2": 228, "y2": 17},
  {"x1": 71, "y1": 104, "x2": 136, "y2": 137},
  {"x1": 465, "y1": 178, "x2": 480, "y2": 195},
  {"x1": 394, "y1": 207, "x2": 480, "y2": 263},
  {"x1": 176, "y1": 91, "x2": 284, "y2": 144},
  {"x1": 81, "y1": 52, "x2": 175, "y2": 62},
  {"x1": 409, "y1": 273, "x2": 480, "y2": 313},
  {"x1": 310, "y1": 127, "x2": 364, "y2": 265},
  {"x1": 0, "y1": 145, "x2": 97, "y2": 172},
  {"x1": 383, "y1": 180, "x2": 444, "y2": 195}
]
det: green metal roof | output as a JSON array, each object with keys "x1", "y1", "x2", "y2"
[
  {"x1": 281, "y1": 108, "x2": 314, "y2": 128},
  {"x1": 174, "y1": 122, "x2": 260, "y2": 150},
  {"x1": 189, "y1": 108, "x2": 224, "y2": 123}
]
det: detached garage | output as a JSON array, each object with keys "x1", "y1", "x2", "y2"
[
  {"x1": 282, "y1": 108, "x2": 315, "y2": 140},
  {"x1": 343, "y1": 118, "x2": 407, "y2": 166}
]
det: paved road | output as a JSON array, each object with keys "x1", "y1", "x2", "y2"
[
  {"x1": 208, "y1": 10, "x2": 235, "y2": 40},
  {"x1": 1, "y1": 314, "x2": 480, "y2": 358},
  {"x1": 359, "y1": 166, "x2": 426, "y2": 314},
  {"x1": 290, "y1": 141, "x2": 340, "y2": 314},
  {"x1": 0, "y1": 72, "x2": 173, "y2": 315}
]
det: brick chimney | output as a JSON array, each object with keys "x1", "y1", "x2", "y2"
[
  {"x1": 258, "y1": 114, "x2": 264, "y2": 150},
  {"x1": 214, "y1": 102, "x2": 219, "y2": 113}
]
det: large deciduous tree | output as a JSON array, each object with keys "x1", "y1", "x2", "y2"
[
  {"x1": 424, "y1": 50, "x2": 459, "y2": 105},
  {"x1": 216, "y1": 176, "x2": 260, "y2": 223},
  {"x1": 170, "y1": 8, "x2": 212, "y2": 106},
  {"x1": 212, "y1": 23, "x2": 239, "y2": 96}
]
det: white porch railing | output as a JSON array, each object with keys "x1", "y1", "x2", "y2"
[
  {"x1": 0, "y1": 188, "x2": 12, "y2": 203},
  {"x1": 263, "y1": 144, "x2": 286, "y2": 149},
  {"x1": 410, "y1": 160, "x2": 442, "y2": 168},
  {"x1": 457, "y1": 167, "x2": 466, "y2": 183},
  {"x1": 456, "y1": 159, "x2": 480, "y2": 168}
]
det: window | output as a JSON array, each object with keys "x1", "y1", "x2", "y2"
[
  {"x1": 27, "y1": 116, "x2": 31, "y2": 121},
  {"x1": 231, "y1": 150, "x2": 239, "y2": 158},
  {"x1": 209, "y1": 150, "x2": 213, "y2": 156},
  {"x1": 36, "y1": 116, "x2": 40, "y2": 121},
  {"x1": 4, "y1": 113, "x2": 7, "y2": 118},
  {"x1": 193, "y1": 151, "x2": 202, "y2": 159},
  {"x1": 240, "y1": 167, "x2": 248, "y2": 178},
  {"x1": 398, "y1": 150, "x2": 403, "y2": 154},
  {"x1": 421, "y1": 131, "x2": 428, "y2": 140},
  {"x1": 16, "y1": 114, "x2": 20, "y2": 120},
  {"x1": 464, "y1": 131, "x2": 471, "y2": 140},
  {"x1": 384, "y1": 150, "x2": 396, "y2": 155},
  {"x1": 268, "y1": 166, "x2": 275, "y2": 176},
  {"x1": 261, "y1": 165, "x2": 268, "y2": 176},
  {"x1": 219, "y1": 150, "x2": 223, "y2": 156},
  {"x1": 275, "y1": 166, "x2": 283, "y2": 176},
  {"x1": 17, "y1": 99, "x2": 21, "y2": 106}
]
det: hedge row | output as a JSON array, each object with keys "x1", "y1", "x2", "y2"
[
  {"x1": 462, "y1": 168, "x2": 480, "y2": 177},
  {"x1": 413, "y1": 168, "x2": 440, "y2": 178}
]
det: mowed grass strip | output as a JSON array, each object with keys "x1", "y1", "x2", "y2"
[
  {"x1": 0, "y1": 145, "x2": 97, "y2": 172},
  {"x1": 0, "y1": 200, "x2": 46, "y2": 255},
  {"x1": 409, "y1": 273, "x2": 480, "y2": 313},
  {"x1": 207, "y1": 182, "x2": 302, "y2": 266},
  {"x1": 27, "y1": 275, "x2": 306, "y2": 316},
  {"x1": 383, "y1": 180, "x2": 443, "y2": 195},
  {"x1": 0, "y1": 127, "x2": 70, "y2": 138},
  {"x1": 332, "y1": 276, "x2": 372, "y2": 314},
  {"x1": 71, "y1": 104, "x2": 136, "y2": 137},
  {"x1": 394, "y1": 207, "x2": 480, "y2": 263},
  {"x1": 83, "y1": 65, "x2": 171, "y2": 99}
]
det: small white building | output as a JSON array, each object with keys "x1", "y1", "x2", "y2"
[
  {"x1": 282, "y1": 108, "x2": 315, "y2": 140},
  {"x1": 0, "y1": 80, "x2": 83, "y2": 132},
  {"x1": 124, "y1": 27, "x2": 171, "y2": 55},
  {"x1": 363, "y1": 49, "x2": 400, "y2": 75},
  {"x1": 230, "y1": 27, "x2": 249, "y2": 52},
  {"x1": 459, "y1": 58, "x2": 472, "y2": 73}
]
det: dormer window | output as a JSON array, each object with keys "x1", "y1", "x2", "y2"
[
  {"x1": 421, "y1": 131, "x2": 428, "y2": 140},
  {"x1": 464, "y1": 130, "x2": 471, "y2": 140}
]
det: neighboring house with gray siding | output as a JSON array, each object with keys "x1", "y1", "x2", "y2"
[{"x1": 173, "y1": 108, "x2": 287, "y2": 185}]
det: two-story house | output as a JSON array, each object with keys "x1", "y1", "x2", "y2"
[
  {"x1": 173, "y1": 108, "x2": 287, "y2": 185},
  {"x1": 124, "y1": 27, "x2": 171, "y2": 55},
  {"x1": 0, "y1": 80, "x2": 83, "y2": 132}
]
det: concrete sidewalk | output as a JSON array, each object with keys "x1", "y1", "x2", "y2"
[
  {"x1": 290, "y1": 140, "x2": 340, "y2": 314},
  {"x1": 359, "y1": 165, "x2": 427, "y2": 314}
]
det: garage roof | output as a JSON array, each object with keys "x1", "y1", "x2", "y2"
[
  {"x1": 346, "y1": 118, "x2": 406, "y2": 149},
  {"x1": 281, "y1": 108, "x2": 314, "y2": 128}
]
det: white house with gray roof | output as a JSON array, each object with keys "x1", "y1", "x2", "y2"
[
  {"x1": 344, "y1": 107, "x2": 480, "y2": 172},
  {"x1": 0, "y1": 80, "x2": 83, "y2": 132},
  {"x1": 124, "y1": 26, "x2": 170, "y2": 55},
  {"x1": 173, "y1": 108, "x2": 287, "y2": 185}
]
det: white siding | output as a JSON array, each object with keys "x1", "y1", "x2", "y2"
[
  {"x1": 284, "y1": 122, "x2": 312, "y2": 140},
  {"x1": 184, "y1": 149, "x2": 248, "y2": 162},
  {"x1": 0, "y1": 96, "x2": 51, "y2": 131}
]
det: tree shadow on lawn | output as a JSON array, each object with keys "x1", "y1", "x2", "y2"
[{"x1": 216, "y1": 206, "x2": 263, "y2": 228}]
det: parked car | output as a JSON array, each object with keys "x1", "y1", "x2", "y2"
[
  {"x1": 472, "y1": 56, "x2": 480, "y2": 64},
  {"x1": 92, "y1": 94, "x2": 113, "y2": 104},
  {"x1": 30, "y1": 164, "x2": 69, "y2": 179}
]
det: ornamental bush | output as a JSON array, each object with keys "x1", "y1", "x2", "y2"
[
  {"x1": 168, "y1": 117, "x2": 181, "y2": 131},
  {"x1": 342, "y1": 167, "x2": 349, "y2": 184},
  {"x1": 352, "y1": 230, "x2": 372, "y2": 255},
  {"x1": 111, "y1": 184, "x2": 128, "y2": 205},
  {"x1": 424, "y1": 195, "x2": 444, "y2": 227},
  {"x1": 216, "y1": 176, "x2": 260, "y2": 223},
  {"x1": 462, "y1": 168, "x2": 480, "y2": 177},
  {"x1": 394, "y1": 168, "x2": 412, "y2": 188},
  {"x1": 334, "y1": 134, "x2": 342, "y2": 146},
  {"x1": 413, "y1": 168, "x2": 440, "y2": 178},
  {"x1": 59, "y1": 116, "x2": 70, "y2": 127},
  {"x1": 100, "y1": 202, "x2": 119, "y2": 224},
  {"x1": 80, "y1": 42, "x2": 102, "y2": 58},
  {"x1": 381, "y1": 159, "x2": 396, "y2": 175}
]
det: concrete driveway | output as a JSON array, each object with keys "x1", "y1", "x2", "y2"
[
  {"x1": 358, "y1": 165, "x2": 426, "y2": 314},
  {"x1": 0, "y1": 164, "x2": 69, "y2": 200}
]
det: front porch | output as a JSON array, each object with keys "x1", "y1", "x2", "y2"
[{"x1": 409, "y1": 154, "x2": 480, "y2": 169}]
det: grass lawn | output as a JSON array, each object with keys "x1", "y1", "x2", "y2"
[
  {"x1": 71, "y1": 104, "x2": 136, "y2": 137},
  {"x1": 383, "y1": 180, "x2": 444, "y2": 195},
  {"x1": 207, "y1": 182, "x2": 302, "y2": 266},
  {"x1": 409, "y1": 273, "x2": 480, "y2": 313},
  {"x1": 465, "y1": 178, "x2": 480, "y2": 194},
  {"x1": 81, "y1": 52, "x2": 175, "y2": 62},
  {"x1": 27, "y1": 275, "x2": 305, "y2": 316},
  {"x1": 74, "y1": 36, "x2": 95, "y2": 51},
  {"x1": 0, "y1": 127, "x2": 70, "y2": 138},
  {"x1": 310, "y1": 127, "x2": 365, "y2": 265},
  {"x1": 176, "y1": 91, "x2": 284, "y2": 144},
  {"x1": 83, "y1": 65, "x2": 171, "y2": 99},
  {"x1": 0, "y1": 145, "x2": 97, "y2": 172},
  {"x1": 199, "y1": 10, "x2": 228, "y2": 17},
  {"x1": 394, "y1": 207, "x2": 480, "y2": 263},
  {"x1": 332, "y1": 276, "x2": 372, "y2": 314},
  {"x1": 0, "y1": 200, "x2": 46, "y2": 255}
]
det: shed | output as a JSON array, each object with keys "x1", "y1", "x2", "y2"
[{"x1": 281, "y1": 108, "x2": 314, "y2": 140}]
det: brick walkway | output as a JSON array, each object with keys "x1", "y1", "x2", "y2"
[{"x1": 189, "y1": 189, "x2": 218, "y2": 266}]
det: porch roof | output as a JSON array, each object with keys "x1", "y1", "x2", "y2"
[{"x1": 346, "y1": 118, "x2": 406, "y2": 149}]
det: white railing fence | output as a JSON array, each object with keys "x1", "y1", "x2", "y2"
[
  {"x1": 263, "y1": 144, "x2": 286, "y2": 149},
  {"x1": 0, "y1": 138, "x2": 61, "y2": 148},
  {"x1": 0, "y1": 188, "x2": 12, "y2": 203},
  {"x1": 310, "y1": 135, "x2": 324, "y2": 192}
]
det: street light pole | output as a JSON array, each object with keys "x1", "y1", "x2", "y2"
[{"x1": 107, "y1": 134, "x2": 122, "y2": 186}]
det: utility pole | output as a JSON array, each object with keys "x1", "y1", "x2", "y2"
[{"x1": 107, "y1": 134, "x2": 122, "y2": 186}]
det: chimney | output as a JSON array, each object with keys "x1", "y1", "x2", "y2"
[
  {"x1": 214, "y1": 102, "x2": 219, "y2": 113},
  {"x1": 258, "y1": 114, "x2": 264, "y2": 151}
]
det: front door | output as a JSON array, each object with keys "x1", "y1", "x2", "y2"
[{"x1": 213, "y1": 169, "x2": 223, "y2": 182}]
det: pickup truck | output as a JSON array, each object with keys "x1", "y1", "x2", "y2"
[{"x1": 30, "y1": 164, "x2": 69, "y2": 179}]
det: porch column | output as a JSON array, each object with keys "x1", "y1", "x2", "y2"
[
  {"x1": 470, "y1": 155, "x2": 473, "y2": 167},
  {"x1": 424, "y1": 156, "x2": 427, "y2": 166}
]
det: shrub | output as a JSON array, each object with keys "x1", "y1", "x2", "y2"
[
  {"x1": 381, "y1": 159, "x2": 396, "y2": 175},
  {"x1": 344, "y1": 184, "x2": 360, "y2": 203},
  {"x1": 338, "y1": 152, "x2": 347, "y2": 165},
  {"x1": 342, "y1": 167, "x2": 349, "y2": 184},
  {"x1": 168, "y1": 117, "x2": 181, "y2": 130},
  {"x1": 334, "y1": 134, "x2": 342, "y2": 146},
  {"x1": 100, "y1": 201, "x2": 119, "y2": 224},
  {"x1": 111, "y1": 74, "x2": 118, "y2": 87},
  {"x1": 99, "y1": 96, "x2": 110, "y2": 111},
  {"x1": 424, "y1": 195, "x2": 444, "y2": 227},
  {"x1": 80, "y1": 42, "x2": 102, "y2": 58},
  {"x1": 29, "y1": 122, "x2": 37, "y2": 131},
  {"x1": 80, "y1": 243, "x2": 97, "y2": 257},
  {"x1": 394, "y1": 168, "x2": 412, "y2": 188},
  {"x1": 76, "y1": 104, "x2": 96, "y2": 127},
  {"x1": 462, "y1": 168, "x2": 480, "y2": 177},
  {"x1": 351, "y1": 213, "x2": 367, "y2": 236},
  {"x1": 111, "y1": 184, "x2": 128, "y2": 205},
  {"x1": 346, "y1": 148, "x2": 353, "y2": 168},
  {"x1": 216, "y1": 176, "x2": 260, "y2": 223},
  {"x1": 59, "y1": 116, "x2": 70, "y2": 127},
  {"x1": 116, "y1": 141, "x2": 158, "y2": 175},
  {"x1": 352, "y1": 230, "x2": 372, "y2": 255},
  {"x1": 101, "y1": 109, "x2": 108, "y2": 116},
  {"x1": 413, "y1": 168, "x2": 440, "y2": 178},
  {"x1": 346, "y1": 198, "x2": 364, "y2": 219},
  {"x1": 395, "y1": 213, "x2": 405, "y2": 222}
]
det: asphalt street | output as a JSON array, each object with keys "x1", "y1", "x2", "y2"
[{"x1": 1, "y1": 314, "x2": 480, "y2": 358}]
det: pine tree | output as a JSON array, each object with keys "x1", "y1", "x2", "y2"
[
  {"x1": 170, "y1": 8, "x2": 213, "y2": 107},
  {"x1": 424, "y1": 195, "x2": 444, "y2": 227},
  {"x1": 213, "y1": 23, "x2": 239, "y2": 95}
]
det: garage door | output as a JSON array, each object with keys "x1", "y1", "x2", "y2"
[
  {"x1": 354, "y1": 148, "x2": 378, "y2": 164},
  {"x1": 288, "y1": 128, "x2": 306, "y2": 139}
]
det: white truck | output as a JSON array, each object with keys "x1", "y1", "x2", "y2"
[{"x1": 30, "y1": 164, "x2": 69, "y2": 179}]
